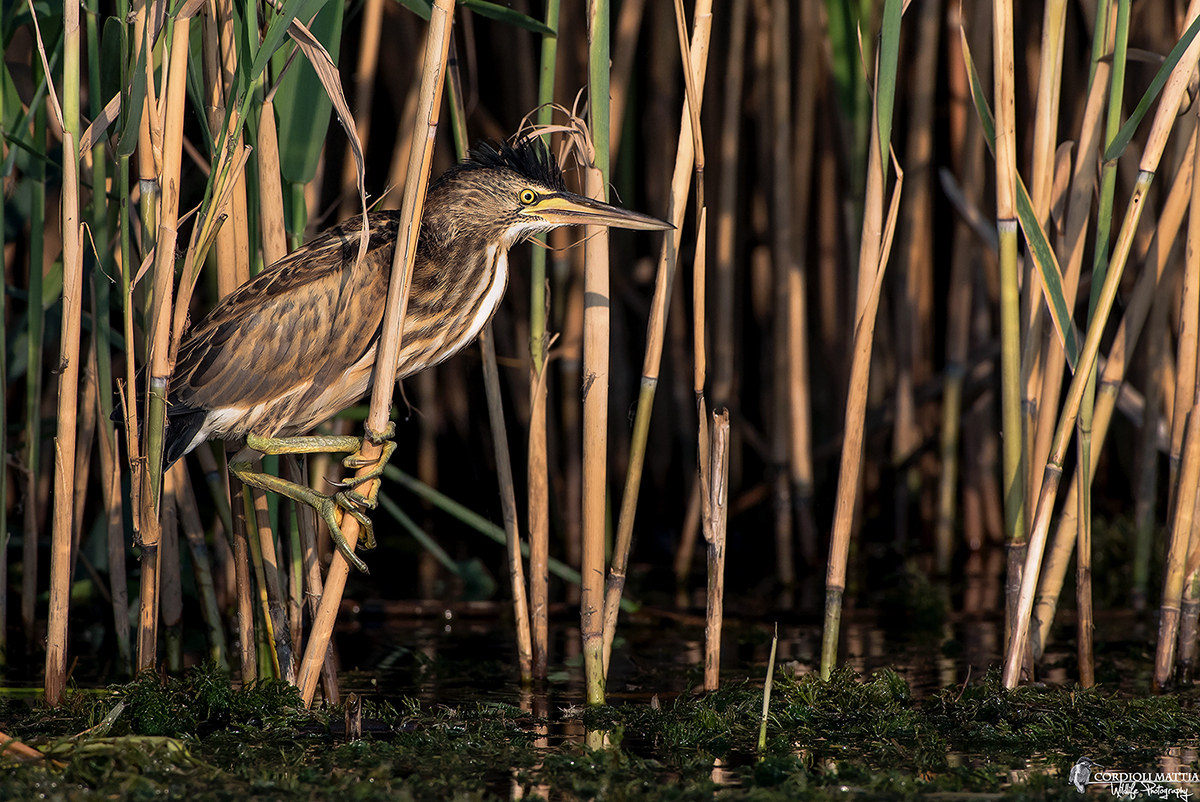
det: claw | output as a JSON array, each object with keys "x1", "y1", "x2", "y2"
[
  {"x1": 337, "y1": 500, "x2": 376, "y2": 550},
  {"x1": 317, "y1": 497, "x2": 371, "y2": 574}
]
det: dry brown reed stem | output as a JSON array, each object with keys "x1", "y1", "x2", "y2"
[
  {"x1": 1031, "y1": 130, "x2": 1194, "y2": 657},
  {"x1": 1158, "y1": 405, "x2": 1200, "y2": 687},
  {"x1": 820, "y1": 45, "x2": 905, "y2": 678},
  {"x1": 1175, "y1": 113, "x2": 1200, "y2": 510},
  {"x1": 1005, "y1": 0, "x2": 1200, "y2": 689},
  {"x1": 581, "y1": 160, "x2": 610, "y2": 706},
  {"x1": 202, "y1": 0, "x2": 240, "y2": 297},
  {"x1": 296, "y1": 0, "x2": 455, "y2": 707},
  {"x1": 676, "y1": 0, "x2": 709, "y2": 589},
  {"x1": 582, "y1": 0, "x2": 614, "y2": 711},
  {"x1": 135, "y1": 13, "x2": 193, "y2": 674},
  {"x1": 1174, "y1": 111, "x2": 1200, "y2": 676},
  {"x1": 1029, "y1": 0, "x2": 1066, "y2": 218},
  {"x1": 694, "y1": 203, "x2": 709, "y2": 567},
  {"x1": 479, "y1": 326, "x2": 533, "y2": 682},
  {"x1": 600, "y1": 3, "x2": 712, "y2": 674},
  {"x1": 1019, "y1": 0, "x2": 1067, "y2": 525},
  {"x1": 703, "y1": 409, "x2": 730, "y2": 692},
  {"x1": 42, "y1": 0, "x2": 82, "y2": 705},
  {"x1": 257, "y1": 98, "x2": 288, "y2": 266}
]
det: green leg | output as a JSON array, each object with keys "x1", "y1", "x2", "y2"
[{"x1": 234, "y1": 422, "x2": 398, "y2": 574}]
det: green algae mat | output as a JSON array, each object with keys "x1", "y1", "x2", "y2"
[{"x1": 3, "y1": 663, "x2": 1199, "y2": 800}]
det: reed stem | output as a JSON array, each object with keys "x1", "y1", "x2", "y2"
[
  {"x1": 45, "y1": 0, "x2": 84, "y2": 705},
  {"x1": 296, "y1": 0, "x2": 455, "y2": 707}
]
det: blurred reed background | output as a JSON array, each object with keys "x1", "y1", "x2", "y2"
[{"x1": 3, "y1": 0, "x2": 1200, "y2": 703}]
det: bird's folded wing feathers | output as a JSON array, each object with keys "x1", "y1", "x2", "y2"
[{"x1": 172, "y1": 215, "x2": 397, "y2": 410}]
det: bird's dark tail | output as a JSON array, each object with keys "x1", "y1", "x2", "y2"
[
  {"x1": 163, "y1": 403, "x2": 207, "y2": 470},
  {"x1": 111, "y1": 379, "x2": 208, "y2": 471}
]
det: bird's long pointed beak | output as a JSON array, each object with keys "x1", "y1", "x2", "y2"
[{"x1": 526, "y1": 192, "x2": 674, "y2": 231}]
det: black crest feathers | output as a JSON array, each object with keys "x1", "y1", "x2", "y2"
[{"x1": 437, "y1": 138, "x2": 567, "y2": 192}]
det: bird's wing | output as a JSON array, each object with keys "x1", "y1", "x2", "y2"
[{"x1": 172, "y1": 213, "x2": 399, "y2": 411}]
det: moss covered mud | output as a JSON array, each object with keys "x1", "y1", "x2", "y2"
[{"x1": 3, "y1": 662, "x2": 1199, "y2": 801}]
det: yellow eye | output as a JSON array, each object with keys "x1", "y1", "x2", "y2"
[{"x1": 520, "y1": 189, "x2": 537, "y2": 205}]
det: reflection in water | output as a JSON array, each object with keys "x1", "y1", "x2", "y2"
[{"x1": 327, "y1": 598, "x2": 1192, "y2": 799}]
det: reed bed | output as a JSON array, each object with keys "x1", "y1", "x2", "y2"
[{"x1": 4, "y1": 0, "x2": 1200, "y2": 709}]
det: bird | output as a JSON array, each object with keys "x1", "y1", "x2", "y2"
[
  {"x1": 160, "y1": 137, "x2": 672, "y2": 573},
  {"x1": 1069, "y1": 757, "x2": 1097, "y2": 793}
]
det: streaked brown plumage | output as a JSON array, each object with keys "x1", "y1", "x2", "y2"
[{"x1": 161, "y1": 137, "x2": 670, "y2": 571}]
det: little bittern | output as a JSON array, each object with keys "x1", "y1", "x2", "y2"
[{"x1": 161, "y1": 138, "x2": 670, "y2": 572}]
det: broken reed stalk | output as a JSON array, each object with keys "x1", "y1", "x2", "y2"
[
  {"x1": 44, "y1": 0, "x2": 83, "y2": 705},
  {"x1": 679, "y1": 0, "x2": 743, "y2": 598},
  {"x1": 600, "y1": 1, "x2": 713, "y2": 675},
  {"x1": 527, "y1": 0, "x2": 560, "y2": 682},
  {"x1": 703, "y1": 409, "x2": 730, "y2": 691},
  {"x1": 821, "y1": 0, "x2": 903, "y2": 680},
  {"x1": 582, "y1": 0, "x2": 612, "y2": 709},
  {"x1": 296, "y1": 0, "x2": 455, "y2": 707},
  {"x1": 1004, "y1": 0, "x2": 1200, "y2": 688}
]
